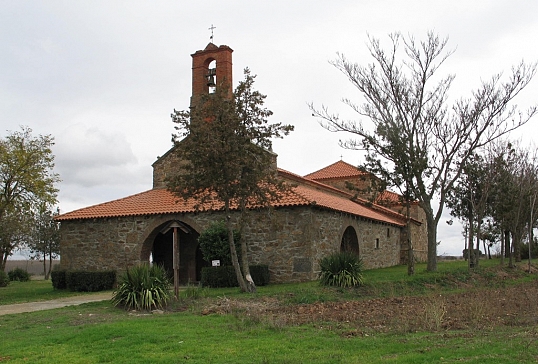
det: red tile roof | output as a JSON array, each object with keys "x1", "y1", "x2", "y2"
[
  {"x1": 304, "y1": 160, "x2": 368, "y2": 181},
  {"x1": 56, "y1": 167, "x2": 407, "y2": 227},
  {"x1": 376, "y1": 190, "x2": 403, "y2": 204}
]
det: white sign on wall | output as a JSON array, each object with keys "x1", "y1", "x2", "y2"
[{"x1": 212, "y1": 260, "x2": 221, "y2": 267}]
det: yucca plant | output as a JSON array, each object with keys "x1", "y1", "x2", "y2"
[
  {"x1": 318, "y1": 252, "x2": 364, "y2": 288},
  {"x1": 111, "y1": 264, "x2": 171, "y2": 311}
]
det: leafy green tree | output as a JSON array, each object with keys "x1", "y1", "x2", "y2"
[
  {"x1": 0, "y1": 127, "x2": 59, "y2": 271},
  {"x1": 169, "y1": 68, "x2": 293, "y2": 292},
  {"x1": 0, "y1": 207, "x2": 32, "y2": 271},
  {"x1": 28, "y1": 205, "x2": 60, "y2": 279},
  {"x1": 311, "y1": 31, "x2": 536, "y2": 271}
]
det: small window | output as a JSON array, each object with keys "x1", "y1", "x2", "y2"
[
  {"x1": 375, "y1": 238, "x2": 380, "y2": 249},
  {"x1": 387, "y1": 228, "x2": 390, "y2": 238}
]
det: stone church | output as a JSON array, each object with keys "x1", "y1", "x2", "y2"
[{"x1": 56, "y1": 43, "x2": 428, "y2": 283}]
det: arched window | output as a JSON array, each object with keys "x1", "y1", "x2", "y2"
[{"x1": 340, "y1": 226, "x2": 359, "y2": 256}]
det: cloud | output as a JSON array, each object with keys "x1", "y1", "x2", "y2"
[{"x1": 54, "y1": 124, "x2": 139, "y2": 187}]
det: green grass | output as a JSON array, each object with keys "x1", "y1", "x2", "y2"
[
  {"x1": 1, "y1": 300, "x2": 537, "y2": 363},
  {"x1": 1, "y1": 259, "x2": 538, "y2": 363},
  {"x1": 0, "y1": 279, "x2": 113, "y2": 305},
  {"x1": 2, "y1": 258, "x2": 535, "y2": 306}
]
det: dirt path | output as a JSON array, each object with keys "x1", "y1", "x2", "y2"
[{"x1": 0, "y1": 292, "x2": 112, "y2": 316}]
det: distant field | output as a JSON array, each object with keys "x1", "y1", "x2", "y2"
[{"x1": 4, "y1": 260, "x2": 60, "y2": 276}]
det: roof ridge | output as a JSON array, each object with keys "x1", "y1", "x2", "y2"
[{"x1": 278, "y1": 168, "x2": 355, "y2": 199}]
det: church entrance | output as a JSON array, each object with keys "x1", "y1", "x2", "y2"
[
  {"x1": 151, "y1": 221, "x2": 208, "y2": 283},
  {"x1": 340, "y1": 226, "x2": 360, "y2": 256}
]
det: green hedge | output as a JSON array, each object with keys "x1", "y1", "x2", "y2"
[
  {"x1": 249, "y1": 265, "x2": 270, "y2": 286},
  {"x1": 201, "y1": 265, "x2": 269, "y2": 288},
  {"x1": 51, "y1": 270, "x2": 67, "y2": 289},
  {"x1": 66, "y1": 271, "x2": 116, "y2": 292},
  {"x1": 51, "y1": 270, "x2": 116, "y2": 291}
]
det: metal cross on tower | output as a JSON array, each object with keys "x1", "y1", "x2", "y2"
[{"x1": 209, "y1": 24, "x2": 216, "y2": 42}]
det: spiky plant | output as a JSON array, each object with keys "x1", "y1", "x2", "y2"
[
  {"x1": 111, "y1": 264, "x2": 171, "y2": 311},
  {"x1": 318, "y1": 252, "x2": 364, "y2": 288}
]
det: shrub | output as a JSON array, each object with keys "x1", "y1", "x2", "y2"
[
  {"x1": 66, "y1": 271, "x2": 116, "y2": 292},
  {"x1": 462, "y1": 249, "x2": 482, "y2": 260},
  {"x1": 51, "y1": 269, "x2": 67, "y2": 289},
  {"x1": 0, "y1": 270, "x2": 9, "y2": 287},
  {"x1": 249, "y1": 265, "x2": 270, "y2": 286},
  {"x1": 201, "y1": 266, "x2": 238, "y2": 288},
  {"x1": 200, "y1": 264, "x2": 270, "y2": 288},
  {"x1": 112, "y1": 264, "x2": 171, "y2": 311},
  {"x1": 198, "y1": 220, "x2": 241, "y2": 266},
  {"x1": 318, "y1": 252, "x2": 364, "y2": 288},
  {"x1": 8, "y1": 267, "x2": 31, "y2": 282},
  {"x1": 520, "y1": 242, "x2": 538, "y2": 260}
]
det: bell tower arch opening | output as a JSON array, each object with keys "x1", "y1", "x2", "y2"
[
  {"x1": 207, "y1": 59, "x2": 217, "y2": 94},
  {"x1": 341, "y1": 226, "x2": 359, "y2": 256},
  {"x1": 190, "y1": 43, "x2": 233, "y2": 106}
]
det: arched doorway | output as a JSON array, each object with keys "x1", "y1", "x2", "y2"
[
  {"x1": 341, "y1": 226, "x2": 359, "y2": 256},
  {"x1": 151, "y1": 221, "x2": 208, "y2": 283}
]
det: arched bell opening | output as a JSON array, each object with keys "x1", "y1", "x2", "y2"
[
  {"x1": 340, "y1": 226, "x2": 360, "y2": 256},
  {"x1": 206, "y1": 59, "x2": 217, "y2": 94},
  {"x1": 148, "y1": 221, "x2": 208, "y2": 284}
]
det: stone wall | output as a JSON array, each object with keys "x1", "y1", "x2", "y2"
[
  {"x1": 59, "y1": 205, "x2": 404, "y2": 283},
  {"x1": 152, "y1": 145, "x2": 188, "y2": 189}
]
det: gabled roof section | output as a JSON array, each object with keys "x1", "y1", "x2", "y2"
[
  {"x1": 376, "y1": 190, "x2": 403, "y2": 205},
  {"x1": 56, "y1": 169, "x2": 407, "y2": 227},
  {"x1": 304, "y1": 160, "x2": 368, "y2": 181}
]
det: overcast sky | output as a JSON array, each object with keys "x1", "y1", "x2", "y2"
[{"x1": 2, "y1": 0, "x2": 537, "y2": 257}]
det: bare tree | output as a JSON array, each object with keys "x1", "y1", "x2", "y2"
[{"x1": 310, "y1": 31, "x2": 536, "y2": 271}]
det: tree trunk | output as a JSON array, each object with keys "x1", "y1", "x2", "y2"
[
  {"x1": 406, "y1": 198, "x2": 414, "y2": 276},
  {"x1": 468, "y1": 213, "x2": 475, "y2": 269},
  {"x1": 239, "y1": 201, "x2": 256, "y2": 293},
  {"x1": 514, "y1": 232, "x2": 522, "y2": 263},
  {"x1": 500, "y1": 227, "x2": 505, "y2": 266},
  {"x1": 46, "y1": 251, "x2": 53, "y2": 280},
  {"x1": 424, "y1": 206, "x2": 438, "y2": 272},
  {"x1": 0, "y1": 253, "x2": 7, "y2": 272},
  {"x1": 475, "y1": 218, "x2": 482, "y2": 268},
  {"x1": 507, "y1": 230, "x2": 514, "y2": 268},
  {"x1": 240, "y1": 238, "x2": 256, "y2": 293},
  {"x1": 505, "y1": 230, "x2": 511, "y2": 258},
  {"x1": 225, "y1": 201, "x2": 247, "y2": 292},
  {"x1": 42, "y1": 258, "x2": 46, "y2": 277}
]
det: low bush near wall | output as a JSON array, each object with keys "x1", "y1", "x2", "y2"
[
  {"x1": 201, "y1": 265, "x2": 270, "y2": 288},
  {"x1": 65, "y1": 271, "x2": 116, "y2": 292},
  {"x1": 51, "y1": 269, "x2": 67, "y2": 289},
  {"x1": 249, "y1": 265, "x2": 270, "y2": 286}
]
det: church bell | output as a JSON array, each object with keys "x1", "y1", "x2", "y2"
[{"x1": 206, "y1": 68, "x2": 216, "y2": 87}]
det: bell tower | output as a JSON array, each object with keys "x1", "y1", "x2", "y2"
[{"x1": 190, "y1": 43, "x2": 233, "y2": 106}]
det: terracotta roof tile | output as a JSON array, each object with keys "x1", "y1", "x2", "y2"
[
  {"x1": 376, "y1": 190, "x2": 403, "y2": 204},
  {"x1": 56, "y1": 171, "x2": 406, "y2": 227},
  {"x1": 304, "y1": 160, "x2": 368, "y2": 180}
]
